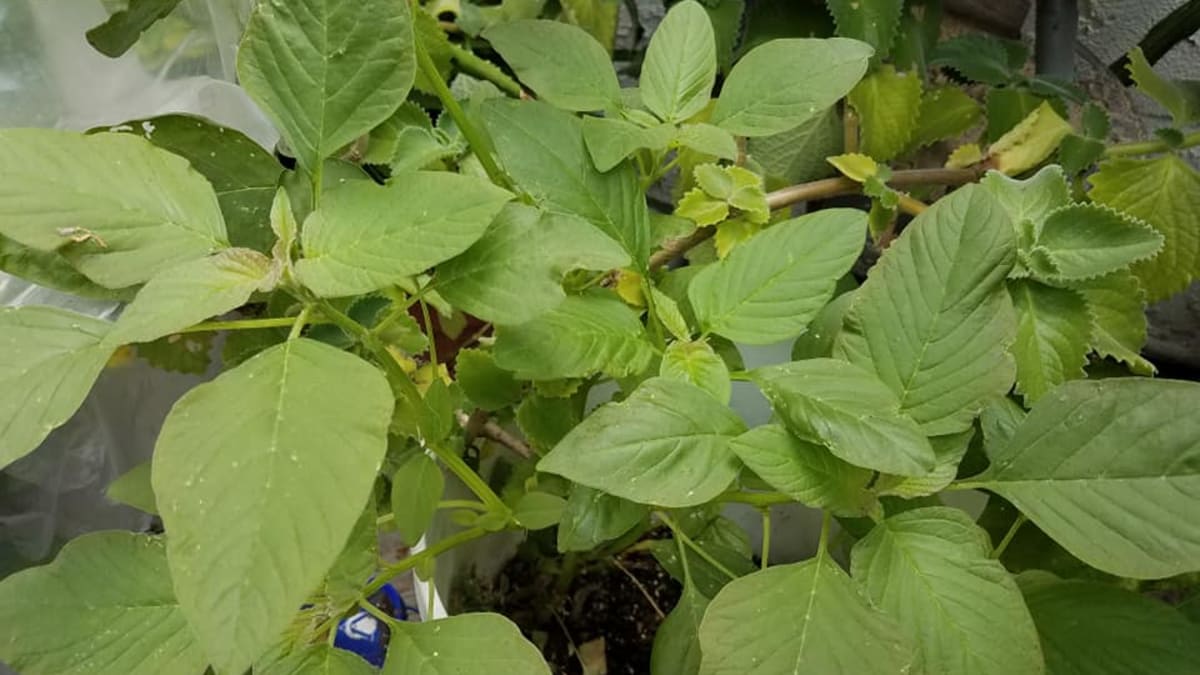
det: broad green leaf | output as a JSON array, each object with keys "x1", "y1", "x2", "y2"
[
  {"x1": 827, "y1": 0, "x2": 903, "y2": 59},
  {"x1": 455, "y1": 348, "x2": 523, "y2": 411},
  {"x1": 651, "y1": 514, "x2": 756, "y2": 597},
  {"x1": 675, "y1": 123, "x2": 739, "y2": 161},
  {"x1": 1020, "y1": 574, "x2": 1200, "y2": 674},
  {"x1": 382, "y1": 613, "x2": 550, "y2": 675},
  {"x1": 0, "y1": 532, "x2": 206, "y2": 675},
  {"x1": 518, "y1": 394, "x2": 581, "y2": 452},
  {"x1": 107, "y1": 249, "x2": 273, "y2": 346},
  {"x1": 1126, "y1": 47, "x2": 1200, "y2": 127},
  {"x1": 729, "y1": 424, "x2": 877, "y2": 516},
  {"x1": 874, "y1": 429, "x2": 974, "y2": 498},
  {"x1": 979, "y1": 396, "x2": 1025, "y2": 460},
  {"x1": 153, "y1": 338, "x2": 392, "y2": 673},
  {"x1": 978, "y1": 378, "x2": 1200, "y2": 579},
  {"x1": 747, "y1": 106, "x2": 841, "y2": 185},
  {"x1": 1031, "y1": 204, "x2": 1163, "y2": 281},
  {"x1": 791, "y1": 290, "x2": 855, "y2": 360},
  {"x1": 557, "y1": 484, "x2": 647, "y2": 552},
  {"x1": 483, "y1": 99, "x2": 651, "y2": 265},
  {"x1": 851, "y1": 507, "x2": 1044, "y2": 675},
  {"x1": 493, "y1": 293, "x2": 655, "y2": 380},
  {"x1": 0, "y1": 129, "x2": 227, "y2": 288},
  {"x1": 980, "y1": 166, "x2": 1069, "y2": 230},
  {"x1": 650, "y1": 584, "x2": 708, "y2": 675},
  {"x1": 0, "y1": 307, "x2": 115, "y2": 469},
  {"x1": 485, "y1": 20, "x2": 620, "y2": 111},
  {"x1": 1008, "y1": 280, "x2": 1091, "y2": 403},
  {"x1": 458, "y1": 0, "x2": 547, "y2": 36},
  {"x1": 910, "y1": 86, "x2": 982, "y2": 150},
  {"x1": 985, "y1": 88, "x2": 1045, "y2": 142},
  {"x1": 1075, "y1": 271, "x2": 1154, "y2": 374},
  {"x1": 698, "y1": 556, "x2": 915, "y2": 674},
  {"x1": 688, "y1": 209, "x2": 866, "y2": 343},
  {"x1": 987, "y1": 102, "x2": 1072, "y2": 176},
  {"x1": 560, "y1": 0, "x2": 620, "y2": 51},
  {"x1": 513, "y1": 491, "x2": 566, "y2": 529},
  {"x1": 237, "y1": 0, "x2": 416, "y2": 171},
  {"x1": 436, "y1": 204, "x2": 628, "y2": 325},
  {"x1": 391, "y1": 452, "x2": 444, "y2": 546},
  {"x1": 581, "y1": 116, "x2": 676, "y2": 172},
  {"x1": 847, "y1": 64, "x2": 922, "y2": 161},
  {"x1": 296, "y1": 174, "x2": 512, "y2": 297},
  {"x1": 540, "y1": 377, "x2": 745, "y2": 507},
  {"x1": 640, "y1": 0, "x2": 717, "y2": 122},
  {"x1": 0, "y1": 236, "x2": 130, "y2": 301},
  {"x1": 930, "y1": 34, "x2": 1022, "y2": 85},
  {"x1": 711, "y1": 38, "x2": 872, "y2": 137},
  {"x1": 751, "y1": 359, "x2": 935, "y2": 475},
  {"x1": 835, "y1": 184, "x2": 1017, "y2": 435},
  {"x1": 1089, "y1": 155, "x2": 1200, "y2": 301},
  {"x1": 258, "y1": 644, "x2": 375, "y2": 675},
  {"x1": 660, "y1": 340, "x2": 731, "y2": 404},
  {"x1": 107, "y1": 461, "x2": 157, "y2": 515},
  {"x1": 86, "y1": 0, "x2": 182, "y2": 57},
  {"x1": 319, "y1": 501, "x2": 379, "y2": 608}
]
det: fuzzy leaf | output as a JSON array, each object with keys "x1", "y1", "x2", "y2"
[
  {"x1": 1076, "y1": 271, "x2": 1154, "y2": 374},
  {"x1": 980, "y1": 166, "x2": 1070, "y2": 231},
  {"x1": 660, "y1": 339, "x2": 731, "y2": 403},
  {"x1": 641, "y1": 0, "x2": 717, "y2": 122},
  {"x1": 827, "y1": 0, "x2": 903, "y2": 60},
  {"x1": 582, "y1": 116, "x2": 676, "y2": 171},
  {"x1": 1031, "y1": 204, "x2": 1163, "y2": 281},
  {"x1": 847, "y1": 64, "x2": 922, "y2": 161},
  {"x1": 485, "y1": 20, "x2": 620, "y2": 111},
  {"x1": 1008, "y1": 280, "x2": 1091, "y2": 403}
]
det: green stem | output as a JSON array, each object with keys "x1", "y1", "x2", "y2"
[
  {"x1": 675, "y1": 525, "x2": 693, "y2": 588},
  {"x1": 369, "y1": 293, "x2": 423, "y2": 339},
  {"x1": 419, "y1": 298, "x2": 439, "y2": 368},
  {"x1": 311, "y1": 162, "x2": 323, "y2": 211},
  {"x1": 428, "y1": 442, "x2": 507, "y2": 514},
  {"x1": 176, "y1": 316, "x2": 313, "y2": 334},
  {"x1": 1105, "y1": 130, "x2": 1200, "y2": 157},
  {"x1": 991, "y1": 514, "x2": 1028, "y2": 559},
  {"x1": 288, "y1": 305, "x2": 312, "y2": 340},
  {"x1": 641, "y1": 278, "x2": 665, "y2": 347},
  {"x1": 760, "y1": 508, "x2": 771, "y2": 570},
  {"x1": 447, "y1": 42, "x2": 522, "y2": 97},
  {"x1": 438, "y1": 499, "x2": 489, "y2": 512},
  {"x1": 657, "y1": 511, "x2": 738, "y2": 581},
  {"x1": 361, "y1": 526, "x2": 489, "y2": 597},
  {"x1": 816, "y1": 510, "x2": 832, "y2": 559},
  {"x1": 716, "y1": 490, "x2": 794, "y2": 508},
  {"x1": 945, "y1": 480, "x2": 987, "y2": 492},
  {"x1": 358, "y1": 598, "x2": 399, "y2": 627},
  {"x1": 728, "y1": 370, "x2": 753, "y2": 382}
]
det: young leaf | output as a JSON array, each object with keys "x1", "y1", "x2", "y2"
[
  {"x1": 152, "y1": 339, "x2": 393, "y2": 673},
  {"x1": 651, "y1": 584, "x2": 708, "y2": 675},
  {"x1": 258, "y1": 644, "x2": 375, "y2": 675},
  {"x1": 1008, "y1": 279, "x2": 1091, "y2": 403},
  {"x1": 383, "y1": 613, "x2": 551, "y2": 675},
  {"x1": 391, "y1": 453, "x2": 444, "y2": 546},
  {"x1": 909, "y1": 86, "x2": 983, "y2": 150},
  {"x1": 513, "y1": 491, "x2": 567, "y2": 529},
  {"x1": 689, "y1": 209, "x2": 867, "y2": 344},
  {"x1": 1075, "y1": 270, "x2": 1155, "y2": 374},
  {"x1": 1089, "y1": 155, "x2": 1200, "y2": 302},
  {"x1": 640, "y1": 0, "x2": 717, "y2": 123},
  {"x1": 978, "y1": 378, "x2": 1200, "y2": 579},
  {"x1": 493, "y1": 293, "x2": 655, "y2": 380},
  {"x1": 980, "y1": 166, "x2": 1070, "y2": 230},
  {"x1": 107, "y1": 461, "x2": 158, "y2": 515},
  {"x1": 0, "y1": 129, "x2": 227, "y2": 288},
  {"x1": 847, "y1": 64, "x2": 922, "y2": 161},
  {"x1": 85, "y1": 0, "x2": 182, "y2": 57},
  {"x1": 1125, "y1": 47, "x2": 1200, "y2": 127},
  {"x1": 0, "y1": 307, "x2": 115, "y2": 470},
  {"x1": 0, "y1": 532, "x2": 207, "y2": 675},
  {"x1": 751, "y1": 359, "x2": 935, "y2": 475},
  {"x1": 237, "y1": 0, "x2": 416, "y2": 171},
  {"x1": 835, "y1": 185, "x2": 1017, "y2": 435},
  {"x1": 557, "y1": 484, "x2": 648, "y2": 552},
  {"x1": 850, "y1": 507, "x2": 1044, "y2": 675},
  {"x1": 485, "y1": 20, "x2": 621, "y2": 111},
  {"x1": 582, "y1": 116, "x2": 676, "y2": 172},
  {"x1": 698, "y1": 556, "x2": 916, "y2": 674},
  {"x1": 539, "y1": 377, "x2": 746, "y2": 507},
  {"x1": 747, "y1": 107, "x2": 841, "y2": 185},
  {"x1": 660, "y1": 340, "x2": 731, "y2": 404},
  {"x1": 710, "y1": 38, "x2": 872, "y2": 137},
  {"x1": 296, "y1": 174, "x2": 512, "y2": 297},
  {"x1": 675, "y1": 123, "x2": 739, "y2": 161},
  {"x1": 1031, "y1": 204, "x2": 1163, "y2": 281}
]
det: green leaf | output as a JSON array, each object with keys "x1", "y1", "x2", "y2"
[
  {"x1": 676, "y1": 188, "x2": 729, "y2": 227},
  {"x1": 1020, "y1": 574, "x2": 1200, "y2": 674},
  {"x1": 366, "y1": 102, "x2": 459, "y2": 171},
  {"x1": 675, "y1": 123, "x2": 739, "y2": 161},
  {"x1": 1075, "y1": 271, "x2": 1155, "y2": 374},
  {"x1": 660, "y1": 340, "x2": 731, "y2": 404},
  {"x1": 296, "y1": 174, "x2": 512, "y2": 297},
  {"x1": 1008, "y1": 280, "x2": 1091, "y2": 403},
  {"x1": 751, "y1": 358, "x2": 935, "y2": 475},
  {"x1": 557, "y1": 484, "x2": 647, "y2": 552},
  {"x1": 560, "y1": 0, "x2": 620, "y2": 51},
  {"x1": 582, "y1": 116, "x2": 676, "y2": 172},
  {"x1": 0, "y1": 235, "x2": 130, "y2": 301},
  {"x1": 652, "y1": 514, "x2": 756, "y2": 597},
  {"x1": 835, "y1": 185, "x2": 1017, "y2": 435},
  {"x1": 258, "y1": 644, "x2": 375, "y2": 675},
  {"x1": 874, "y1": 429, "x2": 974, "y2": 498},
  {"x1": 539, "y1": 377, "x2": 745, "y2": 507},
  {"x1": 237, "y1": 0, "x2": 416, "y2": 171},
  {"x1": 513, "y1": 491, "x2": 566, "y2": 529},
  {"x1": 493, "y1": 293, "x2": 655, "y2": 380},
  {"x1": 850, "y1": 507, "x2": 1044, "y2": 675},
  {"x1": 1031, "y1": 204, "x2": 1163, "y2": 281},
  {"x1": 979, "y1": 396, "x2": 1025, "y2": 460},
  {"x1": 152, "y1": 338, "x2": 392, "y2": 673},
  {"x1": 791, "y1": 290, "x2": 855, "y2": 360},
  {"x1": 978, "y1": 378, "x2": 1200, "y2": 579},
  {"x1": 0, "y1": 532, "x2": 206, "y2": 675},
  {"x1": 107, "y1": 461, "x2": 158, "y2": 515},
  {"x1": 1126, "y1": 47, "x2": 1200, "y2": 127},
  {"x1": 985, "y1": 87, "x2": 1045, "y2": 142},
  {"x1": 483, "y1": 99, "x2": 651, "y2": 265},
  {"x1": 1089, "y1": 155, "x2": 1200, "y2": 302},
  {"x1": 455, "y1": 348, "x2": 523, "y2": 411},
  {"x1": 640, "y1": 0, "x2": 717, "y2": 122},
  {"x1": 0, "y1": 307, "x2": 115, "y2": 470},
  {"x1": 382, "y1": 613, "x2": 550, "y2": 674},
  {"x1": 319, "y1": 501, "x2": 379, "y2": 608},
  {"x1": 711, "y1": 38, "x2": 872, "y2": 137},
  {"x1": 651, "y1": 584, "x2": 708, "y2": 675},
  {"x1": 698, "y1": 556, "x2": 915, "y2": 674},
  {"x1": 484, "y1": 20, "x2": 620, "y2": 111},
  {"x1": 847, "y1": 64, "x2": 922, "y2": 161},
  {"x1": 827, "y1": 0, "x2": 903, "y2": 60},
  {"x1": 651, "y1": 287, "x2": 692, "y2": 341},
  {"x1": 518, "y1": 394, "x2": 581, "y2": 453},
  {"x1": 931, "y1": 34, "x2": 1022, "y2": 85},
  {"x1": 730, "y1": 424, "x2": 877, "y2": 516},
  {"x1": 688, "y1": 209, "x2": 866, "y2": 343},
  {"x1": 391, "y1": 452, "x2": 444, "y2": 546},
  {"x1": 86, "y1": 0, "x2": 182, "y2": 57},
  {"x1": 909, "y1": 86, "x2": 982, "y2": 150},
  {"x1": 747, "y1": 106, "x2": 841, "y2": 185},
  {"x1": 0, "y1": 129, "x2": 227, "y2": 288},
  {"x1": 980, "y1": 166, "x2": 1070, "y2": 230},
  {"x1": 1058, "y1": 134, "x2": 1106, "y2": 176}
]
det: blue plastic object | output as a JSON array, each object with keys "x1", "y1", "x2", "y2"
[{"x1": 333, "y1": 583, "x2": 417, "y2": 667}]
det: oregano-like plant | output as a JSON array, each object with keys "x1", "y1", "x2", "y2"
[{"x1": 1, "y1": 1, "x2": 1199, "y2": 674}]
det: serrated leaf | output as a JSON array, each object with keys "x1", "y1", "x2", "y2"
[
  {"x1": 730, "y1": 424, "x2": 876, "y2": 516},
  {"x1": 847, "y1": 64, "x2": 922, "y2": 161},
  {"x1": 712, "y1": 217, "x2": 761, "y2": 258},
  {"x1": 827, "y1": 152, "x2": 880, "y2": 182},
  {"x1": 1058, "y1": 134, "x2": 1106, "y2": 175},
  {"x1": 152, "y1": 339, "x2": 392, "y2": 673},
  {"x1": 910, "y1": 86, "x2": 982, "y2": 150},
  {"x1": 391, "y1": 452, "x2": 444, "y2": 546},
  {"x1": 752, "y1": 358, "x2": 935, "y2": 475},
  {"x1": 1008, "y1": 280, "x2": 1091, "y2": 403},
  {"x1": 1126, "y1": 47, "x2": 1200, "y2": 127},
  {"x1": 582, "y1": 116, "x2": 676, "y2": 172},
  {"x1": 382, "y1": 613, "x2": 550, "y2": 675},
  {"x1": 827, "y1": 0, "x2": 903, "y2": 60},
  {"x1": 1076, "y1": 270, "x2": 1154, "y2": 374},
  {"x1": 513, "y1": 491, "x2": 566, "y2": 529},
  {"x1": 0, "y1": 532, "x2": 206, "y2": 675},
  {"x1": 258, "y1": 644, "x2": 375, "y2": 675},
  {"x1": 835, "y1": 185, "x2": 1017, "y2": 435},
  {"x1": 296, "y1": 174, "x2": 512, "y2": 297},
  {"x1": 660, "y1": 339, "x2": 730, "y2": 403},
  {"x1": 675, "y1": 123, "x2": 739, "y2": 161},
  {"x1": 540, "y1": 377, "x2": 745, "y2": 507},
  {"x1": 86, "y1": 0, "x2": 182, "y2": 57},
  {"x1": 698, "y1": 556, "x2": 915, "y2": 674},
  {"x1": 557, "y1": 484, "x2": 647, "y2": 552},
  {"x1": 851, "y1": 507, "x2": 1044, "y2": 675},
  {"x1": 980, "y1": 166, "x2": 1070, "y2": 230},
  {"x1": 987, "y1": 101, "x2": 1072, "y2": 176},
  {"x1": 1089, "y1": 155, "x2": 1200, "y2": 302},
  {"x1": 978, "y1": 378, "x2": 1200, "y2": 579},
  {"x1": 237, "y1": 0, "x2": 415, "y2": 171},
  {"x1": 650, "y1": 584, "x2": 708, "y2": 675},
  {"x1": 493, "y1": 293, "x2": 655, "y2": 380},
  {"x1": 676, "y1": 188, "x2": 729, "y2": 226},
  {"x1": 1031, "y1": 204, "x2": 1163, "y2": 281},
  {"x1": 689, "y1": 209, "x2": 866, "y2": 343},
  {"x1": 931, "y1": 34, "x2": 1022, "y2": 85},
  {"x1": 485, "y1": 20, "x2": 620, "y2": 111},
  {"x1": 0, "y1": 129, "x2": 227, "y2": 288},
  {"x1": 747, "y1": 106, "x2": 841, "y2": 185},
  {"x1": 945, "y1": 142, "x2": 983, "y2": 169},
  {"x1": 641, "y1": 0, "x2": 717, "y2": 122},
  {"x1": 368, "y1": 102, "x2": 461, "y2": 172},
  {"x1": 107, "y1": 461, "x2": 157, "y2": 515},
  {"x1": 711, "y1": 38, "x2": 872, "y2": 137}
]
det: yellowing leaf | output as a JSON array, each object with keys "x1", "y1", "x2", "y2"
[
  {"x1": 827, "y1": 152, "x2": 880, "y2": 182},
  {"x1": 847, "y1": 64, "x2": 923, "y2": 161},
  {"x1": 714, "y1": 218, "x2": 761, "y2": 258},
  {"x1": 946, "y1": 143, "x2": 983, "y2": 169},
  {"x1": 616, "y1": 269, "x2": 646, "y2": 307},
  {"x1": 987, "y1": 101, "x2": 1071, "y2": 175}
]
